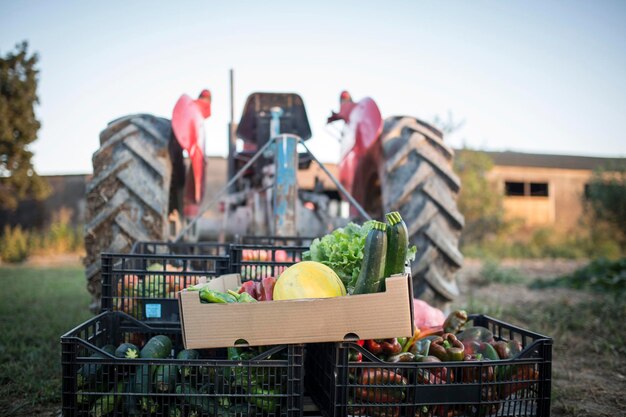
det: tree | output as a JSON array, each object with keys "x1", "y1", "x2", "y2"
[
  {"x1": 0, "y1": 41, "x2": 49, "y2": 210},
  {"x1": 585, "y1": 162, "x2": 626, "y2": 250},
  {"x1": 453, "y1": 148, "x2": 505, "y2": 245}
]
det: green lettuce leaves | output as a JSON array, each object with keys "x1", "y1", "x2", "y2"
[{"x1": 302, "y1": 221, "x2": 375, "y2": 287}]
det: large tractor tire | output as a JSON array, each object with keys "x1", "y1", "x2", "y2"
[
  {"x1": 83, "y1": 114, "x2": 174, "y2": 312},
  {"x1": 380, "y1": 116, "x2": 465, "y2": 309}
]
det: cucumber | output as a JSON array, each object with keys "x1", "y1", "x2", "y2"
[
  {"x1": 115, "y1": 342, "x2": 139, "y2": 359},
  {"x1": 154, "y1": 364, "x2": 178, "y2": 392},
  {"x1": 140, "y1": 335, "x2": 172, "y2": 359},
  {"x1": 384, "y1": 211, "x2": 409, "y2": 278},
  {"x1": 77, "y1": 344, "x2": 116, "y2": 388},
  {"x1": 352, "y1": 221, "x2": 387, "y2": 295},
  {"x1": 176, "y1": 349, "x2": 200, "y2": 378}
]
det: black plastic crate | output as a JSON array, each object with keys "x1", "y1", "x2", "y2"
[
  {"x1": 61, "y1": 311, "x2": 304, "y2": 417},
  {"x1": 131, "y1": 241, "x2": 230, "y2": 256},
  {"x1": 229, "y1": 244, "x2": 309, "y2": 281},
  {"x1": 238, "y1": 236, "x2": 316, "y2": 247},
  {"x1": 100, "y1": 252, "x2": 230, "y2": 322},
  {"x1": 306, "y1": 315, "x2": 552, "y2": 417}
]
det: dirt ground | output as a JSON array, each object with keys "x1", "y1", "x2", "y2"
[{"x1": 455, "y1": 258, "x2": 626, "y2": 417}]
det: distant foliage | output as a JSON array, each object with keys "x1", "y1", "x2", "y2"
[
  {"x1": 0, "y1": 225, "x2": 28, "y2": 263},
  {"x1": 0, "y1": 41, "x2": 49, "y2": 210},
  {"x1": 584, "y1": 163, "x2": 626, "y2": 250},
  {"x1": 531, "y1": 257, "x2": 626, "y2": 296},
  {"x1": 0, "y1": 213, "x2": 83, "y2": 264},
  {"x1": 453, "y1": 148, "x2": 505, "y2": 245}
]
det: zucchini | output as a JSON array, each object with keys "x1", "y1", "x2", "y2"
[
  {"x1": 175, "y1": 384, "x2": 219, "y2": 414},
  {"x1": 127, "y1": 335, "x2": 173, "y2": 413},
  {"x1": 154, "y1": 364, "x2": 178, "y2": 392},
  {"x1": 352, "y1": 221, "x2": 387, "y2": 295},
  {"x1": 115, "y1": 342, "x2": 139, "y2": 359},
  {"x1": 176, "y1": 349, "x2": 200, "y2": 378},
  {"x1": 77, "y1": 344, "x2": 116, "y2": 388},
  {"x1": 140, "y1": 335, "x2": 172, "y2": 359},
  {"x1": 89, "y1": 381, "x2": 123, "y2": 417},
  {"x1": 384, "y1": 211, "x2": 409, "y2": 278}
]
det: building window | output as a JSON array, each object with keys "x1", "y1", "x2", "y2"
[
  {"x1": 505, "y1": 181, "x2": 525, "y2": 196},
  {"x1": 504, "y1": 181, "x2": 549, "y2": 197},
  {"x1": 530, "y1": 182, "x2": 549, "y2": 197}
]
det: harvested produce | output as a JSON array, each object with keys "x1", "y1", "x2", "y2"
[
  {"x1": 114, "y1": 342, "x2": 139, "y2": 359},
  {"x1": 273, "y1": 261, "x2": 346, "y2": 300},
  {"x1": 351, "y1": 221, "x2": 387, "y2": 295},
  {"x1": 384, "y1": 211, "x2": 409, "y2": 278},
  {"x1": 303, "y1": 221, "x2": 376, "y2": 286}
]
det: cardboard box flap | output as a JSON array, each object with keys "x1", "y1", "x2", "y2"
[{"x1": 179, "y1": 273, "x2": 413, "y2": 348}]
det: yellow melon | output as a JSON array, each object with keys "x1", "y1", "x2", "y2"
[{"x1": 273, "y1": 261, "x2": 347, "y2": 300}]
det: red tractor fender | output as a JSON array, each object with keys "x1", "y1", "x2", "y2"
[
  {"x1": 333, "y1": 96, "x2": 383, "y2": 197},
  {"x1": 171, "y1": 92, "x2": 211, "y2": 204}
]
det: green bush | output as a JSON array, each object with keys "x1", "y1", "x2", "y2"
[
  {"x1": 531, "y1": 257, "x2": 626, "y2": 295},
  {"x1": 0, "y1": 225, "x2": 30, "y2": 263}
]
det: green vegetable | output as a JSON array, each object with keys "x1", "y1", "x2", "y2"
[
  {"x1": 127, "y1": 335, "x2": 172, "y2": 413},
  {"x1": 248, "y1": 386, "x2": 278, "y2": 413},
  {"x1": 154, "y1": 364, "x2": 178, "y2": 392},
  {"x1": 168, "y1": 407, "x2": 183, "y2": 417},
  {"x1": 140, "y1": 335, "x2": 172, "y2": 359},
  {"x1": 176, "y1": 349, "x2": 200, "y2": 378},
  {"x1": 303, "y1": 221, "x2": 376, "y2": 286},
  {"x1": 384, "y1": 211, "x2": 409, "y2": 278},
  {"x1": 114, "y1": 343, "x2": 139, "y2": 359},
  {"x1": 352, "y1": 221, "x2": 387, "y2": 295},
  {"x1": 77, "y1": 344, "x2": 116, "y2": 388},
  {"x1": 89, "y1": 381, "x2": 123, "y2": 417},
  {"x1": 175, "y1": 384, "x2": 220, "y2": 414},
  {"x1": 199, "y1": 288, "x2": 237, "y2": 304}
]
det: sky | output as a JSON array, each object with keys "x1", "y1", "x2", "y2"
[{"x1": 1, "y1": 0, "x2": 625, "y2": 175}]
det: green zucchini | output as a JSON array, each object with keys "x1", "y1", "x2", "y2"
[
  {"x1": 115, "y1": 342, "x2": 139, "y2": 359},
  {"x1": 154, "y1": 364, "x2": 178, "y2": 392},
  {"x1": 140, "y1": 335, "x2": 172, "y2": 359},
  {"x1": 127, "y1": 335, "x2": 172, "y2": 413},
  {"x1": 352, "y1": 221, "x2": 387, "y2": 295},
  {"x1": 176, "y1": 349, "x2": 200, "y2": 378},
  {"x1": 168, "y1": 407, "x2": 183, "y2": 417},
  {"x1": 89, "y1": 381, "x2": 123, "y2": 417},
  {"x1": 77, "y1": 344, "x2": 116, "y2": 388},
  {"x1": 175, "y1": 384, "x2": 220, "y2": 414},
  {"x1": 384, "y1": 211, "x2": 409, "y2": 278}
]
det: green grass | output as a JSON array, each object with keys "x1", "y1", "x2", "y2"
[
  {"x1": 0, "y1": 265, "x2": 92, "y2": 416},
  {"x1": 476, "y1": 259, "x2": 525, "y2": 285}
]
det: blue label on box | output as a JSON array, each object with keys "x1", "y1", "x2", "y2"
[{"x1": 145, "y1": 303, "x2": 162, "y2": 318}]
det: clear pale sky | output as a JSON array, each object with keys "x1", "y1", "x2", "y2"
[{"x1": 1, "y1": 0, "x2": 625, "y2": 175}]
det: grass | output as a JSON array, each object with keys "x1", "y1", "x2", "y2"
[
  {"x1": 0, "y1": 265, "x2": 92, "y2": 416},
  {"x1": 455, "y1": 258, "x2": 626, "y2": 417},
  {"x1": 476, "y1": 259, "x2": 525, "y2": 285}
]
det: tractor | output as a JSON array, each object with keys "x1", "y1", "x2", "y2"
[{"x1": 83, "y1": 82, "x2": 464, "y2": 312}]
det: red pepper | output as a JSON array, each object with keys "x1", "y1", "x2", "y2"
[
  {"x1": 358, "y1": 368, "x2": 407, "y2": 386},
  {"x1": 364, "y1": 405, "x2": 400, "y2": 417},
  {"x1": 380, "y1": 338, "x2": 402, "y2": 356},
  {"x1": 430, "y1": 333, "x2": 465, "y2": 361},
  {"x1": 500, "y1": 365, "x2": 539, "y2": 398},
  {"x1": 364, "y1": 339, "x2": 383, "y2": 355},
  {"x1": 355, "y1": 387, "x2": 404, "y2": 403},
  {"x1": 238, "y1": 281, "x2": 257, "y2": 299}
]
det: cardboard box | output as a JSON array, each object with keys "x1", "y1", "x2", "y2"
[{"x1": 178, "y1": 273, "x2": 414, "y2": 348}]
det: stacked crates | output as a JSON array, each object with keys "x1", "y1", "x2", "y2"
[{"x1": 62, "y1": 241, "x2": 552, "y2": 417}]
